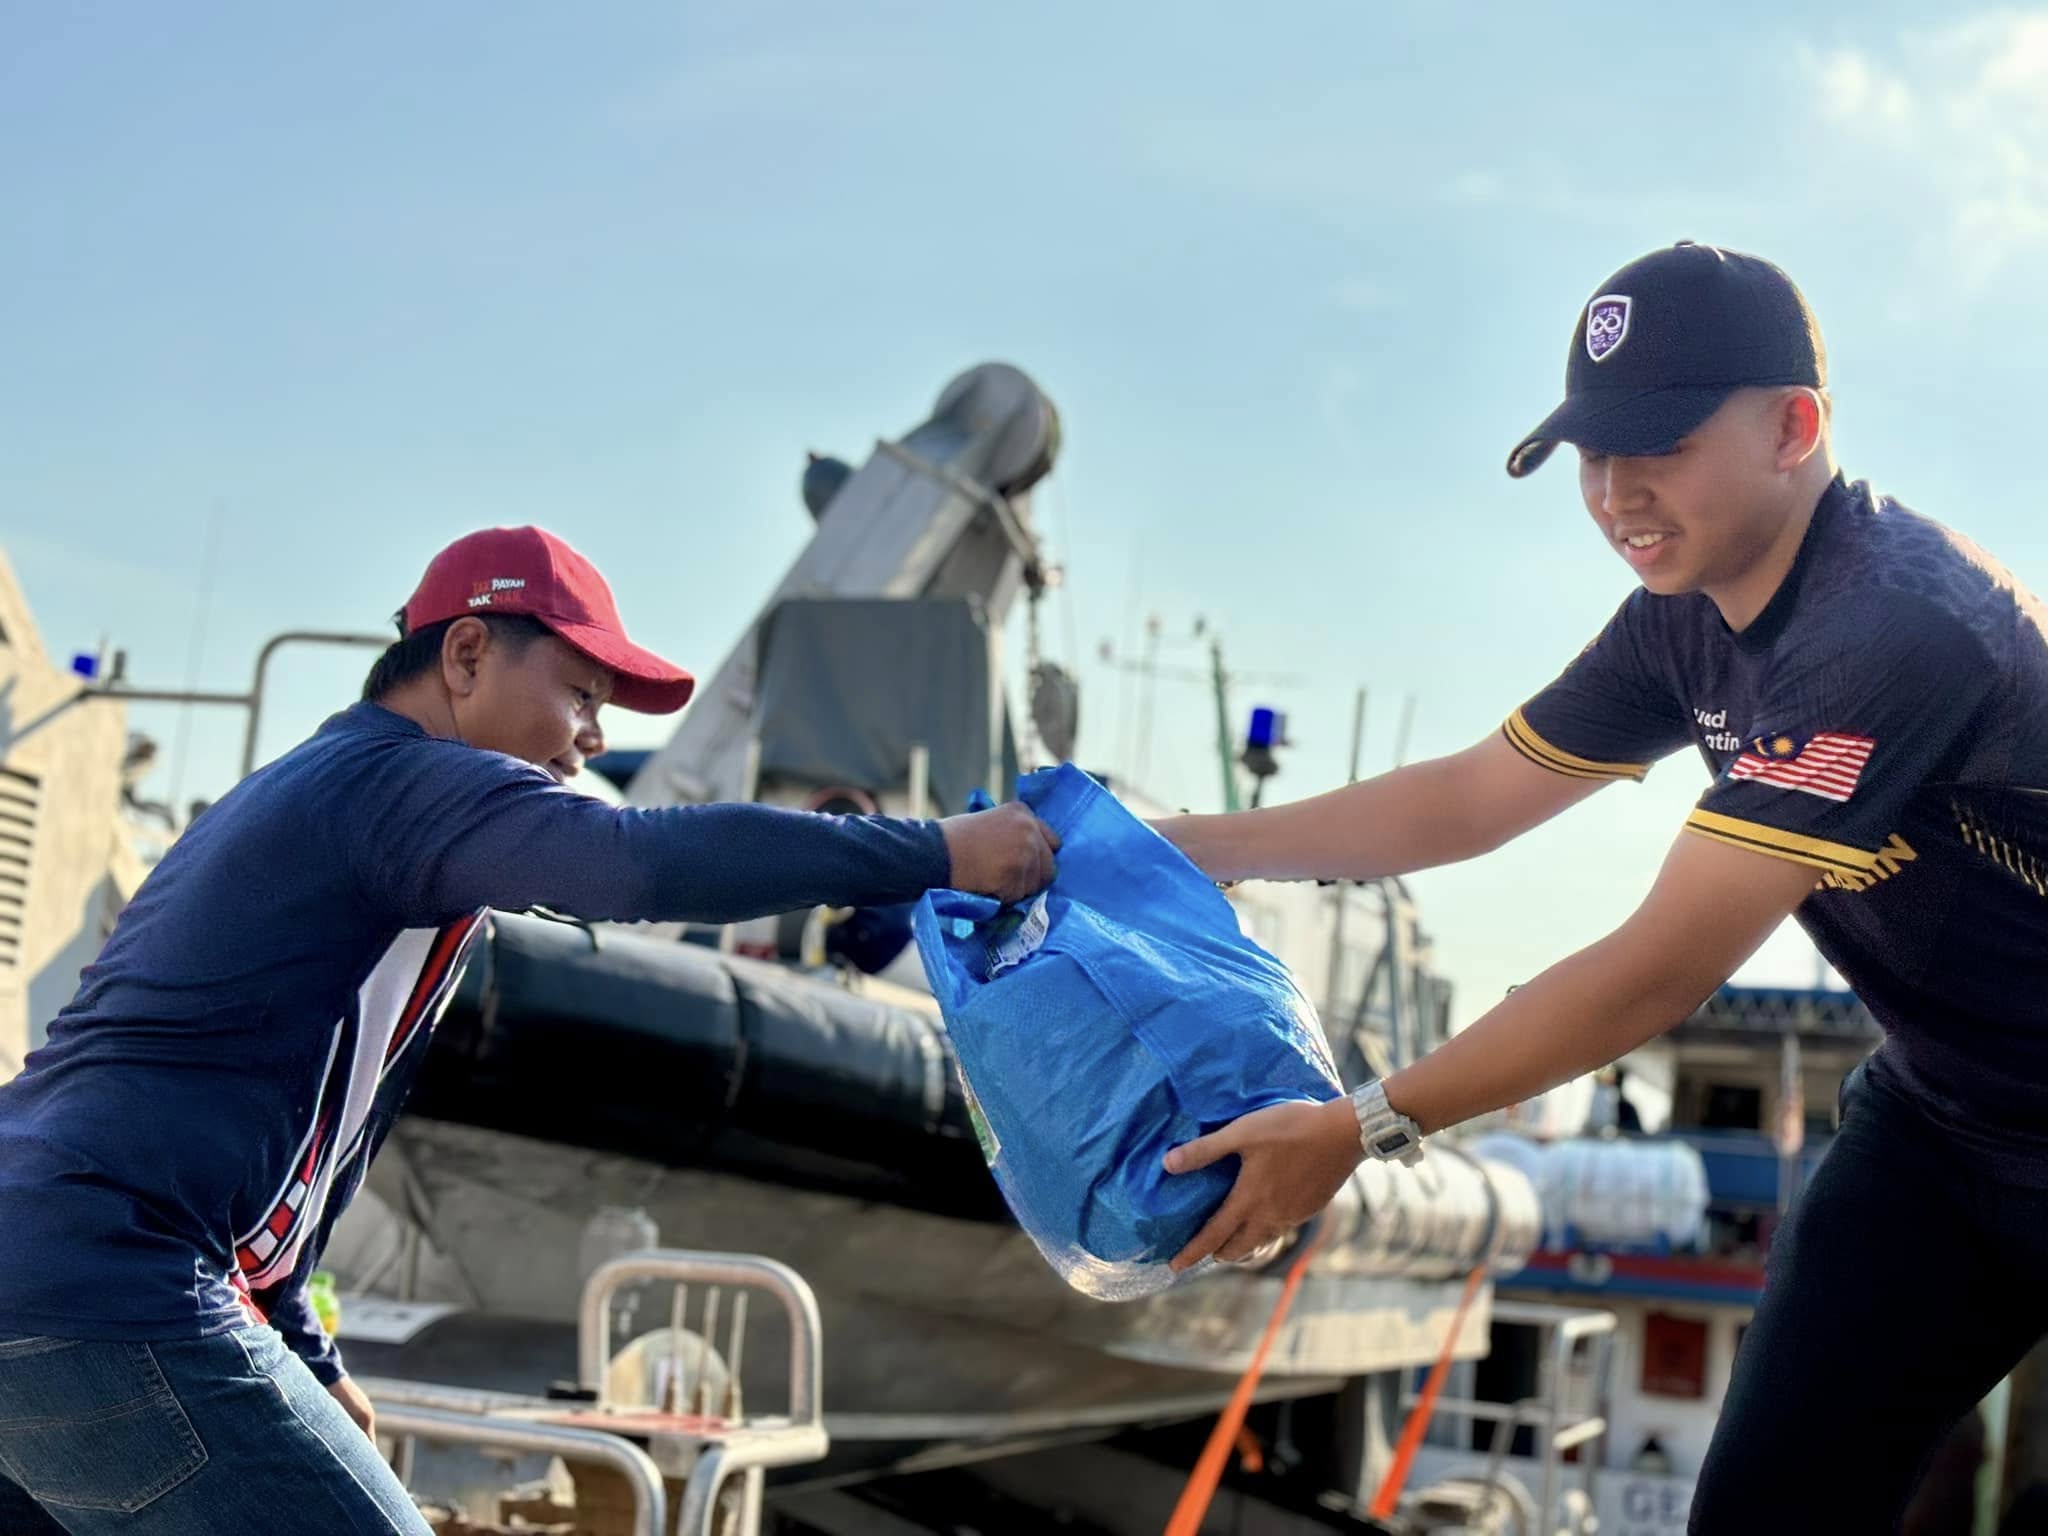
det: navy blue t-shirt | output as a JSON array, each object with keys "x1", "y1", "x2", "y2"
[
  {"x1": 1507, "y1": 476, "x2": 2048, "y2": 1177},
  {"x1": 0, "y1": 703, "x2": 950, "y2": 1379}
]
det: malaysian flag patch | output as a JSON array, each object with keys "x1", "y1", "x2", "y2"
[{"x1": 1727, "y1": 731, "x2": 1875, "y2": 803}]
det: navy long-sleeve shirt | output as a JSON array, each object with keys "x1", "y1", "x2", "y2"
[{"x1": 0, "y1": 702, "x2": 950, "y2": 1381}]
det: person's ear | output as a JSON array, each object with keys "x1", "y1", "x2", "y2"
[
  {"x1": 1774, "y1": 388, "x2": 1825, "y2": 473},
  {"x1": 441, "y1": 617, "x2": 491, "y2": 699}
]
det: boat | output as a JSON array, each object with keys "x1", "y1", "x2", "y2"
[{"x1": 1403, "y1": 983, "x2": 1902, "y2": 1534}]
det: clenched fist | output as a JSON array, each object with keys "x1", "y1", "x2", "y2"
[{"x1": 940, "y1": 802, "x2": 1061, "y2": 905}]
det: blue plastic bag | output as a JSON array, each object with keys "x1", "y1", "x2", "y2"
[{"x1": 912, "y1": 764, "x2": 1342, "y2": 1299}]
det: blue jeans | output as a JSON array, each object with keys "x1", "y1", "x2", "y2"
[{"x1": 0, "y1": 1325, "x2": 431, "y2": 1534}]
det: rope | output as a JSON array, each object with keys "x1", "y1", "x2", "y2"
[
  {"x1": 1162, "y1": 1233, "x2": 1322, "y2": 1536},
  {"x1": 1369, "y1": 1266, "x2": 1488, "y2": 1520}
]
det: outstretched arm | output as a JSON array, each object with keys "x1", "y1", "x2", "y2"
[
  {"x1": 1154, "y1": 730, "x2": 1609, "y2": 884},
  {"x1": 1162, "y1": 825, "x2": 1821, "y2": 1269},
  {"x1": 350, "y1": 741, "x2": 1059, "y2": 928}
]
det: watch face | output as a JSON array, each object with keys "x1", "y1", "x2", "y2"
[{"x1": 1373, "y1": 1130, "x2": 1414, "y2": 1156}]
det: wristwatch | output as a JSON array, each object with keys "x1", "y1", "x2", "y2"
[{"x1": 1351, "y1": 1078, "x2": 1425, "y2": 1166}]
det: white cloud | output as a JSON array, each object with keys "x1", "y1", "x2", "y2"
[
  {"x1": 1940, "y1": 10, "x2": 2048, "y2": 95},
  {"x1": 1798, "y1": 12, "x2": 2048, "y2": 285},
  {"x1": 1807, "y1": 48, "x2": 1913, "y2": 126}
]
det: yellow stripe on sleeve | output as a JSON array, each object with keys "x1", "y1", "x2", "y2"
[
  {"x1": 1501, "y1": 708, "x2": 1650, "y2": 783},
  {"x1": 1684, "y1": 809, "x2": 1880, "y2": 877}
]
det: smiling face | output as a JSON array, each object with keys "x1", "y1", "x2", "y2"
[
  {"x1": 1577, "y1": 388, "x2": 1827, "y2": 618},
  {"x1": 441, "y1": 618, "x2": 613, "y2": 782}
]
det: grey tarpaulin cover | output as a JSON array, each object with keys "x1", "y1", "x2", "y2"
[{"x1": 752, "y1": 597, "x2": 1019, "y2": 815}]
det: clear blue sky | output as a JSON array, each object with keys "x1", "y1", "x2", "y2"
[{"x1": 7, "y1": 3, "x2": 2046, "y2": 1022}]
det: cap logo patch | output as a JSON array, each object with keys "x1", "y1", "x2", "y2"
[{"x1": 1585, "y1": 294, "x2": 1632, "y2": 363}]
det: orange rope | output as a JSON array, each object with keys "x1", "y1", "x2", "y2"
[
  {"x1": 1162, "y1": 1233, "x2": 1321, "y2": 1536},
  {"x1": 1369, "y1": 1265, "x2": 1488, "y2": 1520},
  {"x1": 1232, "y1": 1425, "x2": 1265, "y2": 1475}
]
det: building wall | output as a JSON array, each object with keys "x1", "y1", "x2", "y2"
[{"x1": 0, "y1": 549, "x2": 132, "y2": 1083}]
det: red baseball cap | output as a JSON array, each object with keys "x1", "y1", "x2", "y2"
[{"x1": 402, "y1": 526, "x2": 696, "y2": 714}]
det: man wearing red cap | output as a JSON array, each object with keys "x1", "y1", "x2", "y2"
[{"x1": 0, "y1": 527, "x2": 1057, "y2": 1533}]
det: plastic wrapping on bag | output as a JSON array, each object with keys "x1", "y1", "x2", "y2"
[{"x1": 913, "y1": 764, "x2": 1342, "y2": 1300}]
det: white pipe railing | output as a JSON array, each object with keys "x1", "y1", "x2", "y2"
[
  {"x1": 372, "y1": 1402, "x2": 666, "y2": 1536},
  {"x1": 577, "y1": 1249, "x2": 823, "y2": 1431}
]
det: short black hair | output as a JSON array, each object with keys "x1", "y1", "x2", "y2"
[{"x1": 361, "y1": 613, "x2": 552, "y2": 702}]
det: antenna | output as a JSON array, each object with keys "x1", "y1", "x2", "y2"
[
  {"x1": 1098, "y1": 620, "x2": 1302, "y2": 806},
  {"x1": 1132, "y1": 613, "x2": 1163, "y2": 790},
  {"x1": 167, "y1": 502, "x2": 224, "y2": 814},
  {"x1": 1392, "y1": 692, "x2": 1418, "y2": 769}
]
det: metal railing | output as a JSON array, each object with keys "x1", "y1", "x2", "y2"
[
  {"x1": 373, "y1": 1402, "x2": 667, "y2": 1536},
  {"x1": 17, "y1": 629, "x2": 392, "y2": 773},
  {"x1": 577, "y1": 1249, "x2": 823, "y2": 1425},
  {"x1": 581, "y1": 1249, "x2": 829, "y2": 1536},
  {"x1": 1402, "y1": 1300, "x2": 1619, "y2": 1535},
  {"x1": 368, "y1": 1248, "x2": 829, "y2": 1536}
]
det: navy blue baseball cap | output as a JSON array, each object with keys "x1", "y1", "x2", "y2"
[{"x1": 1507, "y1": 241, "x2": 1827, "y2": 478}]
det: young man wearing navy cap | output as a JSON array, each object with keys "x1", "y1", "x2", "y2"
[
  {"x1": 1158, "y1": 242, "x2": 2048, "y2": 1530},
  {"x1": 0, "y1": 526, "x2": 1058, "y2": 1534}
]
